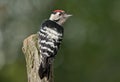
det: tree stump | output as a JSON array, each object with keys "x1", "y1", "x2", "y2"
[{"x1": 22, "y1": 34, "x2": 53, "y2": 82}]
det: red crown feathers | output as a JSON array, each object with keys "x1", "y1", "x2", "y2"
[{"x1": 53, "y1": 10, "x2": 65, "y2": 13}]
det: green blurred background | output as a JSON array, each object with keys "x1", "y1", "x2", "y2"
[{"x1": 0, "y1": 0, "x2": 120, "y2": 82}]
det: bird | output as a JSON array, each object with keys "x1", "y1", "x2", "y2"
[{"x1": 38, "y1": 9, "x2": 72, "y2": 80}]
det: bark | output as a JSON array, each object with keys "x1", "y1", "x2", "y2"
[{"x1": 22, "y1": 34, "x2": 53, "y2": 82}]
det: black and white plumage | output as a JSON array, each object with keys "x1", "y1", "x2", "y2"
[{"x1": 38, "y1": 10, "x2": 72, "y2": 80}]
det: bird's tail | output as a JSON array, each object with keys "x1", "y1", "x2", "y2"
[{"x1": 39, "y1": 61, "x2": 50, "y2": 80}]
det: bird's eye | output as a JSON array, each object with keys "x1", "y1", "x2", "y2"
[{"x1": 59, "y1": 13, "x2": 62, "y2": 16}]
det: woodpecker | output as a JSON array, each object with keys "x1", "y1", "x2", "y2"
[{"x1": 38, "y1": 10, "x2": 72, "y2": 80}]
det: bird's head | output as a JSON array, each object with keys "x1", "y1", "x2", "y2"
[{"x1": 49, "y1": 10, "x2": 72, "y2": 25}]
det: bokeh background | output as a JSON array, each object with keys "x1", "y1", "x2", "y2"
[{"x1": 0, "y1": 0, "x2": 120, "y2": 82}]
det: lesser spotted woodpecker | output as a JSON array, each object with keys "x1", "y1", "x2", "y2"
[{"x1": 38, "y1": 10, "x2": 72, "y2": 79}]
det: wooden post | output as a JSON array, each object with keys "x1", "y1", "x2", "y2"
[{"x1": 22, "y1": 34, "x2": 53, "y2": 82}]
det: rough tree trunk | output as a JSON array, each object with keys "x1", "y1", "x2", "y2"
[{"x1": 22, "y1": 34, "x2": 54, "y2": 82}]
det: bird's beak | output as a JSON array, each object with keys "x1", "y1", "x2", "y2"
[{"x1": 64, "y1": 14, "x2": 72, "y2": 18}]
